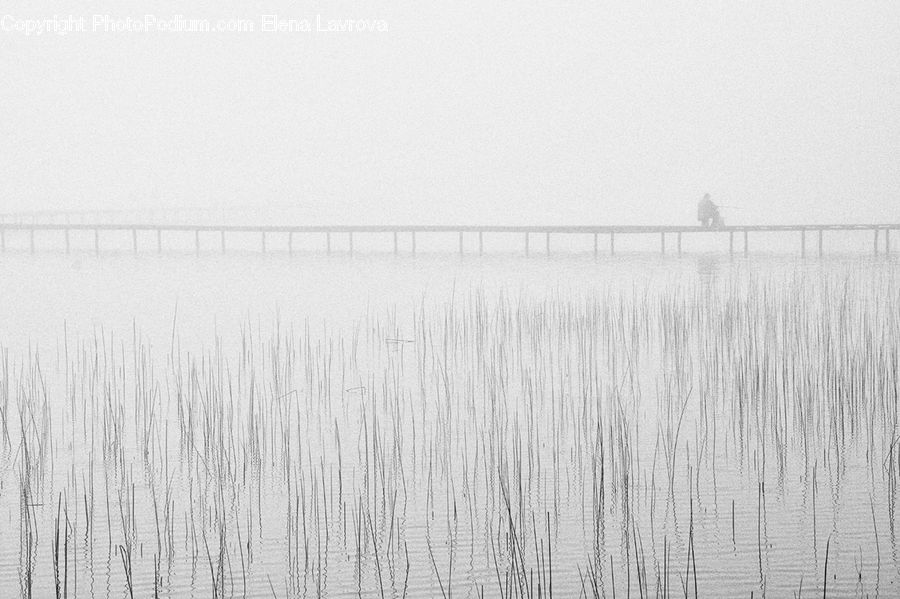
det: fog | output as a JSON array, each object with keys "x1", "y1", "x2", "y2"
[
  {"x1": 2, "y1": 1, "x2": 899, "y2": 225},
  {"x1": 5, "y1": 6, "x2": 900, "y2": 597}
]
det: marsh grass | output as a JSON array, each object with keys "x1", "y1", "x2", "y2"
[{"x1": 0, "y1": 270, "x2": 898, "y2": 596}]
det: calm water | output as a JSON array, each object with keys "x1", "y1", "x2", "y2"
[{"x1": 0, "y1": 251, "x2": 898, "y2": 597}]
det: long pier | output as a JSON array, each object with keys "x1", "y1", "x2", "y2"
[{"x1": 0, "y1": 223, "x2": 896, "y2": 257}]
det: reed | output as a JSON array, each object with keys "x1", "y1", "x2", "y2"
[{"x1": 0, "y1": 269, "x2": 897, "y2": 595}]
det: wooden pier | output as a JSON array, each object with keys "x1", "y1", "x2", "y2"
[{"x1": 0, "y1": 223, "x2": 896, "y2": 256}]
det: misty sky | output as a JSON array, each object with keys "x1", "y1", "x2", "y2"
[{"x1": 2, "y1": 1, "x2": 899, "y2": 225}]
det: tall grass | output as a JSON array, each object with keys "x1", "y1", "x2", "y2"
[{"x1": 0, "y1": 270, "x2": 898, "y2": 596}]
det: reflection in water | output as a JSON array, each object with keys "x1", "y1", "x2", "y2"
[{"x1": 696, "y1": 253, "x2": 722, "y2": 283}]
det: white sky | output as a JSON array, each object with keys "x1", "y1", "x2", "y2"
[{"x1": 2, "y1": 1, "x2": 899, "y2": 225}]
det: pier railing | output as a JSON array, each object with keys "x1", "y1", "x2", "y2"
[{"x1": 0, "y1": 223, "x2": 896, "y2": 256}]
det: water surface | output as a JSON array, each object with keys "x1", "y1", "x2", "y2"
[{"x1": 0, "y1": 251, "x2": 897, "y2": 597}]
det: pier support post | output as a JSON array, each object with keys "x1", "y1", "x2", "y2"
[
  {"x1": 349, "y1": 232, "x2": 354, "y2": 256},
  {"x1": 525, "y1": 233, "x2": 529, "y2": 257},
  {"x1": 221, "y1": 230, "x2": 226, "y2": 254},
  {"x1": 261, "y1": 231, "x2": 267, "y2": 253},
  {"x1": 801, "y1": 230, "x2": 806, "y2": 258},
  {"x1": 729, "y1": 231, "x2": 734, "y2": 257},
  {"x1": 458, "y1": 232, "x2": 463, "y2": 257},
  {"x1": 887, "y1": 229, "x2": 891, "y2": 255},
  {"x1": 610, "y1": 232, "x2": 615, "y2": 256},
  {"x1": 157, "y1": 229, "x2": 162, "y2": 254},
  {"x1": 30, "y1": 229, "x2": 34, "y2": 254},
  {"x1": 479, "y1": 231, "x2": 483, "y2": 256},
  {"x1": 65, "y1": 229, "x2": 70, "y2": 254},
  {"x1": 744, "y1": 230, "x2": 749, "y2": 257},
  {"x1": 874, "y1": 229, "x2": 880, "y2": 255},
  {"x1": 288, "y1": 232, "x2": 293, "y2": 256},
  {"x1": 677, "y1": 232, "x2": 682, "y2": 256},
  {"x1": 195, "y1": 230, "x2": 200, "y2": 256},
  {"x1": 95, "y1": 229, "x2": 99, "y2": 256},
  {"x1": 411, "y1": 232, "x2": 415, "y2": 256},
  {"x1": 594, "y1": 233, "x2": 599, "y2": 259},
  {"x1": 326, "y1": 232, "x2": 331, "y2": 255},
  {"x1": 132, "y1": 229, "x2": 138, "y2": 255},
  {"x1": 818, "y1": 230, "x2": 823, "y2": 258},
  {"x1": 394, "y1": 232, "x2": 399, "y2": 256},
  {"x1": 660, "y1": 232, "x2": 665, "y2": 255},
  {"x1": 546, "y1": 232, "x2": 551, "y2": 256}
]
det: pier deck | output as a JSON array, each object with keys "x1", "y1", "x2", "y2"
[{"x1": 0, "y1": 222, "x2": 896, "y2": 256}]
